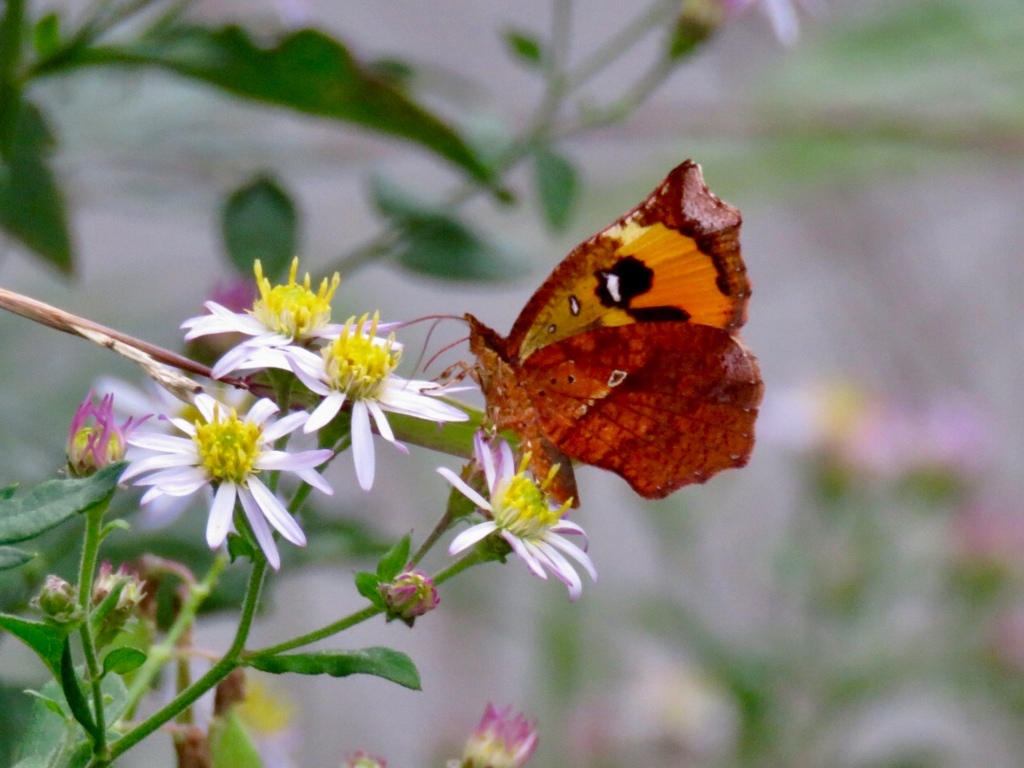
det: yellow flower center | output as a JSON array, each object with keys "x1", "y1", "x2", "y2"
[
  {"x1": 492, "y1": 458, "x2": 570, "y2": 539},
  {"x1": 193, "y1": 406, "x2": 262, "y2": 484},
  {"x1": 322, "y1": 312, "x2": 400, "y2": 401},
  {"x1": 250, "y1": 256, "x2": 340, "y2": 340}
]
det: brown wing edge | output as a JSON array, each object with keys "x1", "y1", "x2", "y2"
[{"x1": 638, "y1": 161, "x2": 750, "y2": 331}]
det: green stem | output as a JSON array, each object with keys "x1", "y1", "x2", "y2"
[
  {"x1": 123, "y1": 553, "x2": 229, "y2": 716},
  {"x1": 249, "y1": 604, "x2": 382, "y2": 658},
  {"x1": 101, "y1": 555, "x2": 267, "y2": 765},
  {"x1": 249, "y1": 551, "x2": 487, "y2": 659},
  {"x1": 77, "y1": 499, "x2": 112, "y2": 758}
]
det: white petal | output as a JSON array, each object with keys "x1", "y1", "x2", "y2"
[
  {"x1": 506, "y1": 535, "x2": 548, "y2": 579},
  {"x1": 262, "y1": 410, "x2": 307, "y2": 441},
  {"x1": 193, "y1": 394, "x2": 218, "y2": 422},
  {"x1": 246, "y1": 398, "x2": 280, "y2": 426},
  {"x1": 292, "y1": 467, "x2": 334, "y2": 495},
  {"x1": 533, "y1": 541, "x2": 583, "y2": 600},
  {"x1": 247, "y1": 477, "x2": 306, "y2": 546},
  {"x1": 366, "y1": 400, "x2": 395, "y2": 443},
  {"x1": 378, "y1": 385, "x2": 469, "y2": 422},
  {"x1": 303, "y1": 393, "x2": 345, "y2": 434},
  {"x1": 121, "y1": 451, "x2": 198, "y2": 480},
  {"x1": 475, "y1": 433, "x2": 496, "y2": 492},
  {"x1": 287, "y1": 352, "x2": 331, "y2": 395},
  {"x1": 167, "y1": 417, "x2": 198, "y2": 437},
  {"x1": 497, "y1": 440, "x2": 515, "y2": 481},
  {"x1": 448, "y1": 521, "x2": 498, "y2": 555},
  {"x1": 206, "y1": 483, "x2": 237, "y2": 549},
  {"x1": 132, "y1": 466, "x2": 209, "y2": 495},
  {"x1": 127, "y1": 432, "x2": 196, "y2": 453},
  {"x1": 545, "y1": 533, "x2": 598, "y2": 582},
  {"x1": 237, "y1": 486, "x2": 281, "y2": 570},
  {"x1": 350, "y1": 401, "x2": 375, "y2": 491},
  {"x1": 436, "y1": 467, "x2": 491, "y2": 511},
  {"x1": 256, "y1": 448, "x2": 332, "y2": 471}
]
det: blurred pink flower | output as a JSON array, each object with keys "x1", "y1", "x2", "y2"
[
  {"x1": 720, "y1": 0, "x2": 808, "y2": 44},
  {"x1": 760, "y1": 382, "x2": 990, "y2": 484}
]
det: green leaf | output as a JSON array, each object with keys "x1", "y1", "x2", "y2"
[
  {"x1": 0, "y1": 462, "x2": 125, "y2": 546},
  {"x1": 502, "y1": 29, "x2": 545, "y2": 67},
  {"x1": 222, "y1": 175, "x2": 298, "y2": 280},
  {"x1": 0, "y1": 99, "x2": 72, "y2": 272},
  {"x1": 354, "y1": 571, "x2": 383, "y2": 605},
  {"x1": 248, "y1": 647, "x2": 421, "y2": 690},
  {"x1": 0, "y1": 545, "x2": 33, "y2": 570},
  {"x1": 227, "y1": 531, "x2": 256, "y2": 563},
  {"x1": 59, "y1": 641, "x2": 98, "y2": 740},
  {"x1": 48, "y1": 25, "x2": 492, "y2": 184},
  {"x1": 533, "y1": 146, "x2": 579, "y2": 230},
  {"x1": 13, "y1": 675, "x2": 127, "y2": 768},
  {"x1": 0, "y1": 483, "x2": 16, "y2": 500},
  {"x1": 101, "y1": 647, "x2": 147, "y2": 677},
  {"x1": 0, "y1": 614, "x2": 71, "y2": 677},
  {"x1": 33, "y1": 13, "x2": 61, "y2": 58},
  {"x1": 376, "y1": 534, "x2": 411, "y2": 580},
  {"x1": 210, "y1": 710, "x2": 266, "y2": 768}
]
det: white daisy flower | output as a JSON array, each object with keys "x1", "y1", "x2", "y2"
[
  {"x1": 97, "y1": 375, "x2": 251, "y2": 529},
  {"x1": 286, "y1": 312, "x2": 469, "y2": 492},
  {"x1": 181, "y1": 257, "x2": 343, "y2": 379},
  {"x1": 438, "y1": 433, "x2": 597, "y2": 601},
  {"x1": 122, "y1": 393, "x2": 334, "y2": 570}
]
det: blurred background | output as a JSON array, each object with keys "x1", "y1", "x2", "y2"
[{"x1": 1, "y1": 0, "x2": 1023, "y2": 766}]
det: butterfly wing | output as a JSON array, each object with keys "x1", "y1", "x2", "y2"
[
  {"x1": 507, "y1": 160, "x2": 749, "y2": 362},
  {"x1": 520, "y1": 322, "x2": 763, "y2": 498}
]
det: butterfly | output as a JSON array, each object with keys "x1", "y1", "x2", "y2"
[{"x1": 466, "y1": 160, "x2": 763, "y2": 506}]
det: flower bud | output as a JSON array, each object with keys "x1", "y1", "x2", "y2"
[
  {"x1": 34, "y1": 575, "x2": 82, "y2": 623},
  {"x1": 453, "y1": 703, "x2": 538, "y2": 768},
  {"x1": 92, "y1": 562, "x2": 146, "y2": 647},
  {"x1": 66, "y1": 392, "x2": 145, "y2": 476},
  {"x1": 379, "y1": 571, "x2": 439, "y2": 627}
]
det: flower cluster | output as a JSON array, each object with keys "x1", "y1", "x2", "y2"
[{"x1": 111, "y1": 256, "x2": 600, "y2": 602}]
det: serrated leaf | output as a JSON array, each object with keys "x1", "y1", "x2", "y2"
[
  {"x1": 210, "y1": 710, "x2": 265, "y2": 768},
  {"x1": 0, "y1": 614, "x2": 71, "y2": 677},
  {"x1": 248, "y1": 647, "x2": 421, "y2": 690},
  {"x1": 502, "y1": 29, "x2": 545, "y2": 67},
  {"x1": 354, "y1": 571, "x2": 383, "y2": 604},
  {"x1": 0, "y1": 99, "x2": 72, "y2": 272},
  {"x1": 47, "y1": 25, "x2": 492, "y2": 183},
  {"x1": 222, "y1": 175, "x2": 297, "y2": 280},
  {"x1": 376, "y1": 535, "x2": 411, "y2": 580},
  {"x1": 0, "y1": 546, "x2": 33, "y2": 570},
  {"x1": 102, "y1": 647, "x2": 147, "y2": 676},
  {"x1": 0, "y1": 462, "x2": 125, "y2": 546},
  {"x1": 533, "y1": 146, "x2": 579, "y2": 230}
]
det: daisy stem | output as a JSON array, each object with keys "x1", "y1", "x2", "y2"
[
  {"x1": 407, "y1": 483, "x2": 476, "y2": 568},
  {"x1": 122, "y1": 553, "x2": 230, "y2": 718},
  {"x1": 247, "y1": 603, "x2": 382, "y2": 658},
  {"x1": 247, "y1": 550, "x2": 488, "y2": 658},
  {"x1": 101, "y1": 555, "x2": 267, "y2": 766},
  {"x1": 431, "y1": 549, "x2": 488, "y2": 587},
  {"x1": 77, "y1": 497, "x2": 112, "y2": 758}
]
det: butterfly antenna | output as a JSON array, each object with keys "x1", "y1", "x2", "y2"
[
  {"x1": 400, "y1": 314, "x2": 470, "y2": 379},
  {"x1": 424, "y1": 334, "x2": 471, "y2": 375}
]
